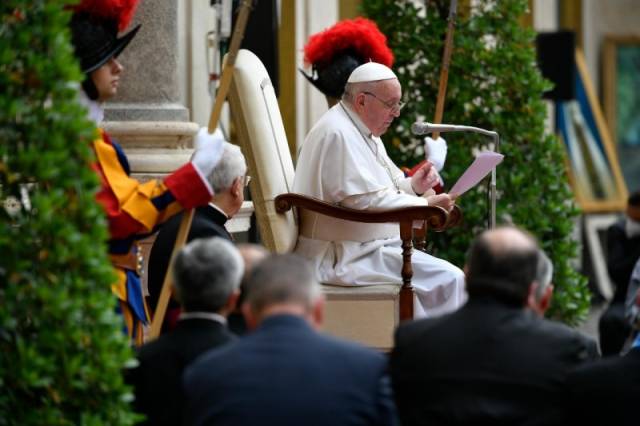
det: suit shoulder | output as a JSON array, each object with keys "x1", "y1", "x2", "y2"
[
  {"x1": 313, "y1": 332, "x2": 386, "y2": 365},
  {"x1": 394, "y1": 315, "x2": 448, "y2": 345},
  {"x1": 534, "y1": 317, "x2": 598, "y2": 356}
]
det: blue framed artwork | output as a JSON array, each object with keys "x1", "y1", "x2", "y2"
[
  {"x1": 556, "y1": 49, "x2": 628, "y2": 212},
  {"x1": 603, "y1": 35, "x2": 640, "y2": 192}
]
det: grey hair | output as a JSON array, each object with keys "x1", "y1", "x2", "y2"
[
  {"x1": 207, "y1": 142, "x2": 247, "y2": 193},
  {"x1": 172, "y1": 237, "x2": 244, "y2": 312},
  {"x1": 244, "y1": 253, "x2": 322, "y2": 314},
  {"x1": 534, "y1": 250, "x2": 553, "y2": 301},
  {"x1": 342, "y1": 81, "x2": 382, "y2": 104}
]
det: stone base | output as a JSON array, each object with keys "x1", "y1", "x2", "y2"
[
  {"x1": 321, "y1": 284, "x2": 401, "y2": 351},
  {"x1": 105, "y1": 102, "x2": 190, "y2": 122},
  {"x1": 102, "y1": 120, "x2": 199, "y2": 175}
]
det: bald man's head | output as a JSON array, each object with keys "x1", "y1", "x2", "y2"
[{"x1": 466, "y1": 226, "x2": 540, "y2": 305}]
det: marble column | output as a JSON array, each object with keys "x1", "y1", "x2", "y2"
[
  {"x1": 102, "y1": 0, "x2": 196, "y2": 181},
  {"x1": 105, "y1": 0, "x2": 188, "y2": 122}
]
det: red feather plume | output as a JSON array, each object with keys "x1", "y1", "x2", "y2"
[
  {"x1": 304, "y1": 18, "x2": 394, "y2": 69},
  {"x1": 73, "y1": 0, "x2": 139, "y2": 31}
]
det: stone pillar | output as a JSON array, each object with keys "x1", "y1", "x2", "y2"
[
  {"x1": 105, "y1": 0, "x2": 188, "y2": 122},
  {"x1": 102, "y1": 0, "x2": 196, "y2": 181}
]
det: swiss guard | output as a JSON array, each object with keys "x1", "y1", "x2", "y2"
[{"x1": 69, "y1": 0, "x2": 224, "y2": 344}]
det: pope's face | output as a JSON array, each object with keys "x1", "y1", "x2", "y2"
[
  {"x1": 91, "y1": 56, "x2": 123, "y2": 101},
  {"x1": 358, "y1": 79, "x2": 402, "y2": 137}
]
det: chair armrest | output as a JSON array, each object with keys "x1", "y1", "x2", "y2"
[{"x1": 274, "y1": 193, "x2": 449, "y2": 231}]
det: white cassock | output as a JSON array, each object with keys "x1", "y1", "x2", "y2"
[{"x1": 293, "y1": 102, "x2": 466, "y2": 318}]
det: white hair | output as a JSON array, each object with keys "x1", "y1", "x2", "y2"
[
  {"x1": 534, "y1": 250, "x2": 553, "y2": 301},
  {"x1": 173, "y1": 237, "x2": 244, "y2": 312},
  {"x1": 208, "y1": 142, "x2": 247, "y2": 193}
]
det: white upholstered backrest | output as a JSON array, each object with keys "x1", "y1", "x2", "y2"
[{"x1": 228, "y1": 49, "x2": 298, "y2": 253}]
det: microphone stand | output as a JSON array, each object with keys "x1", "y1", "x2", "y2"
[{"x1": 427, "y1": 125, "x2": 500, "y2": 229}]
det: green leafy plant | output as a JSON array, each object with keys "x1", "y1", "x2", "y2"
[
  {"x1": 0, "y1": 2, "x2": 137, "y2": 424},
  {"x1": 362, "y1": 0, "x2": 590, "y2": 324}
]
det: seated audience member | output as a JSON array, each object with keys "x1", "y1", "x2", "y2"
[
  {"x1": 183, "y1": 254, "x2": 398, "y2": 426},
  {"x1": 567, "y1": 298, "x2": 640, "y2": 425},
  {"x1": 147, "y1": 143, "x2": 248, "y2": 331},
  {"x1": 128, "y1": 237, "x2": 243, "y2": 426},
  {"x1": 227, "y1": 243, "x2": 269, "y2": 335},
  {"x1": 626, "y1": 258, "x2": 640, "y2": 328},
  {"x1": 390, "y1": 226, "x2": 598, "y2": 426},
  {"x1": 599, "y1": 189, "x2": 640, "y2": 356}
]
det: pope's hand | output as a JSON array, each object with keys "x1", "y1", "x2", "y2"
[
  {"x1": 411, "y1": 161, "x2": 439, "y2": 195},
  {"x1": 427, "y1": 193, "x2": 457, "y2": 212},
  {"x1": 192, "y1": 127, "x2": 225, "y2": 178}
]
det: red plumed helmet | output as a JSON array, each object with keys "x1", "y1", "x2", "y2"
[
  {"x1": 73, "y1": 0, "x2": 139, "y2": 32},
  {"x1": 301, "y1": 18, "x2": 394, "y2": 99},
  {"x1": 69, "y1": 0, "x2": 141, "y2": 74}
]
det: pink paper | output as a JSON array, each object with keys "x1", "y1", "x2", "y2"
[{"x1": 450, "y1": 151, "x2": 504, "y2": 196}]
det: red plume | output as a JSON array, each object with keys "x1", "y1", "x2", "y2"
[
  {"x1": 73, "y1": 0, "x2": 139, "y2": 31},
  {"x1": 304, "y1": 18, "x2": 394, "y2": 69}
]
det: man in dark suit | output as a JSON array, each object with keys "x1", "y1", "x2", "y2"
[
  {"x1": 128, "y1": 237, "x2": 244, "y2": 426},
  {"x1": 183, "y1": 254, "x2": 399, "y2": 426},
  {"x1": 599, "y1": 189, "x2": 640, "y2": 356},
  {"x1": 566, "y1": 327, "x2": 640, "y2": 425},
  {"x1": 391, "y1": 226, "x2": 598, "y2": 426},
  {"x1": 147, "y1": 143, "x2": 248, "y2": 330}
]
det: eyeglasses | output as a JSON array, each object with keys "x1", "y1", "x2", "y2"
[
  {"x1": 362, "y1": 91, "x2": 406, "y2": 113},
  {"x1": 243, "y1": 175, "x2": 252, "y2": 188}
]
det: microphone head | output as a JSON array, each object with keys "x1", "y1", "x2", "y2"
[{"x1": 411, "y1": 122, "x2": 429, "y2": 135}]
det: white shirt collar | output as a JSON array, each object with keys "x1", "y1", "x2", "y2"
[
  {"x1": 179, "y1": 311, "x2": 227, "y2": 324},
  {"x1": 208, "y1": 202, "x2": 229, "y2": 219},
  {"x1": 78, "y1": 88, "x2": 104, "y2": 125}
]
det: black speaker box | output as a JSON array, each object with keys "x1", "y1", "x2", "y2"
[
  {"x1": 535, "y1": 31, "x2": 576, "y2": 101},
  {"x1": 232, "y1": 0, "x2": 280, "y2": 96}
]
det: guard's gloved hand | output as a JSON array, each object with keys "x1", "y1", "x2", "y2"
[
  {"x1": 424, "y1": 136, "x2": 447, "y2": 172},
  {"x1": 192, "y1": 127, "x2": 225, "y2": 178}
]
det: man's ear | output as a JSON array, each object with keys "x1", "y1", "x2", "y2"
[
  {"x1": 538, "y1": 284, "x2": 553, "y2": 314},
  {"x1": 223, "y1": 289, "x2": 240, "y2": 315},
  {"x1": 231, "y1": 177, "x2": 243, "y2": 198},
  {"x1": 310, "y1": 297, "x2": 325, "y2": 330},
  {"x1": 241, "y1": 303, "x2": 258, "y2": 331},
  {"x1": 526, "y1": 282, "x2": 539, "y2": 311}
]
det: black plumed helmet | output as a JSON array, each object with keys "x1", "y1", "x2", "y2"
[
  {"x1": 300, "y1": 52, "x2": 362, "y2": 100},
  {"x1": 70, "y1": 12, "x2": 140, "y2": 74}
]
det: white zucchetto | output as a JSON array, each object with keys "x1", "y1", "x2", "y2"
[{"x1": 346, "y1": 62, "x2": 398, "y2": 83}]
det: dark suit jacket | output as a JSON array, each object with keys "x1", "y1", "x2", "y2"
[
  {"x1": 566, "y1": 346, "x2": 640, "y2": 426},
  {"x1": 391, "y1": 296, "x2": 598, "y2": 426},
  {"x1": 147, "y1": 205, "x2": 231, "y2": 313},
  {"x1": 607, "y1": 218, "x2": 640, "y2": 302},
  {"x1": 183, "y1": 314, "x2": 398, "y2": 426},
  {"x1": 128, "y1": 318, "x2": 235, "y2": 426}
]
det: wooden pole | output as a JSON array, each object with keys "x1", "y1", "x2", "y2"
[
  {"x1": 408, "y1": 0, "x2": 458, "y2": 176},
  {"x1": 431, "y1": 0, "x2": 457, "y2": 140},
  {"x1": 149, "y1": 0, "x2": 254, "y2": 340}
]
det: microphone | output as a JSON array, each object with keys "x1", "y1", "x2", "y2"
[
  {"x1": 411, "y1": 120, "x2": 501, "y2": 229},
  {"x1": 411, "y1": 122, "x2": 499, "y2": 139},
  {"x1": 411, "y1": 122, "x2": 462, "y2": 134}
]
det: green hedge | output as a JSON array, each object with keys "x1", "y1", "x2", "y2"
[
  {"x1": 0, "y1": 2, "x2": 137, "y2": 424},
  {"x1": 362, "y1": 0, "x2": 590, "y2": 324}
]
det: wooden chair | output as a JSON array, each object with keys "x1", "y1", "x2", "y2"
[{"x1": 228, "y1": 49, "x2": 460, "y2": 349}]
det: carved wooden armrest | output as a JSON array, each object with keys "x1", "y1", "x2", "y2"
[
  {"x1": 275, "y1": 193, "x2": 451, "y2": 321},
  {"x1": 274, "y1": 193, "x2": 449, "y2": 230}
]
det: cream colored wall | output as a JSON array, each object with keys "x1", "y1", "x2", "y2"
[{"x1": 583, "y1": 0, "x2": 640, "y2": 95}]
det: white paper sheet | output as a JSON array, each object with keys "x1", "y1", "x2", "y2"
[{"x1": 450, "y1": 151, "x2": 504, "y2": 196}]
